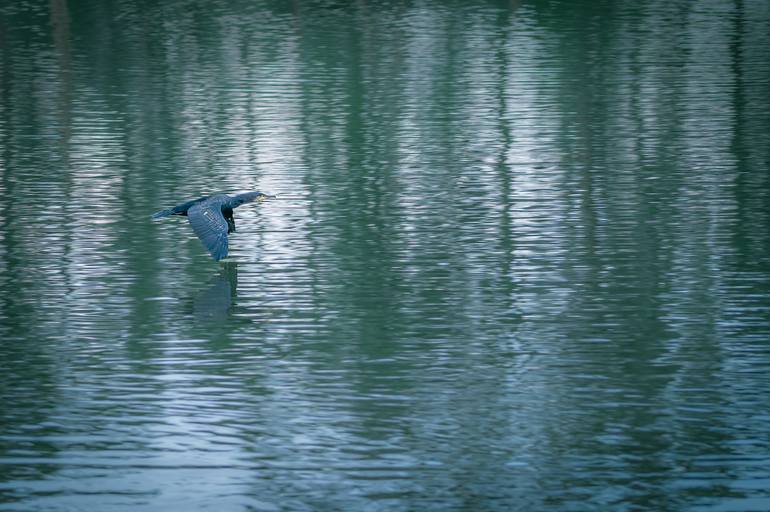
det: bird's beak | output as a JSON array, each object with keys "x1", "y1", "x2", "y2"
[{"x1": 259, "y1": 194, "x2": 276, "y2": 202}]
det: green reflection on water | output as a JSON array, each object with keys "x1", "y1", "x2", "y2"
[{"x1": 1, "y1": 0, "x2": 769, "y2": 511}]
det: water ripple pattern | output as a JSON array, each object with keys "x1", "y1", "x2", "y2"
[{"x1": 1, "y1": 1, "x2": 769, "y2": 511}]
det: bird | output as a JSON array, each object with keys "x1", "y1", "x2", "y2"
[{"x1": 151, "y1": 191, "x2": 274, "y2": 261}]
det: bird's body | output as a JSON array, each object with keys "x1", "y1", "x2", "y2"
[{"x1": 152, "y1": 191, "x2": 273, "y2": 261}]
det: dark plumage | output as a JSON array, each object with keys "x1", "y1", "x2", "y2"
[{"x1": 152, "y1": 191, "x2": 274, "y2": 261}]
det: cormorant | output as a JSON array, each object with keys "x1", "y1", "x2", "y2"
[{"x1": 152, "y1": 191, "x2": 273, "y2": 261}]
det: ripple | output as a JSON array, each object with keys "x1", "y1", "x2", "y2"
[{"x1": 2, "y1": 0, "x2": 770, "y2": 511}]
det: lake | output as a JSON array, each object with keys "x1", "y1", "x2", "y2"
[{"x1": 1, "y1": 0, "x2": 770, "y2": 510}]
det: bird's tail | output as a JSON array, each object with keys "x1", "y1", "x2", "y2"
[{"x1": 151, "y1": 208, "x2": 174, "y2": 219}]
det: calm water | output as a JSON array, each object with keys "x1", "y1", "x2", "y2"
[{"x1": 2, "y1": 1, "x2": 770, "y2": 510}]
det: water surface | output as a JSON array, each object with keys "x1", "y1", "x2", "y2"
[{"x1": 1, "y1": 1, "x2": 770, "y2": 510}]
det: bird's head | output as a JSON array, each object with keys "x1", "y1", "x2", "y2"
[{"x1": 233, "y1": 191, "x2": 275, "y2": 206}]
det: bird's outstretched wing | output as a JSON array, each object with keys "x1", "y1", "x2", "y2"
[{"x1": 187, "y1": 202, "x2": 229, "y2": 261}]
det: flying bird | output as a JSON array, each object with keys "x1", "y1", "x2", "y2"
[{"x1": 152, "y1": 191, "x2": 273, "y2": 261}]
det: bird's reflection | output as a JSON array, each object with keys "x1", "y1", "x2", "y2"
[{"x1": 192, "y1": 262, "x2": 238, "y2": 324}]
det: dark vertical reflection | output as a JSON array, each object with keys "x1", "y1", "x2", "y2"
[
  {"x1": 192, "y1": 262, "x2": 238, "y2": 324},
  {"x1": 729, "y1": 0, "x2": 770, "y2": 270}
]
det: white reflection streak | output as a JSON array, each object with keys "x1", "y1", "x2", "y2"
[
  {"x1": 66, "y1": 94, "x2": 126, "y2": 269},
  {"x1": 236, "y1": 35, "x2": 308, "y2": 265}
]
